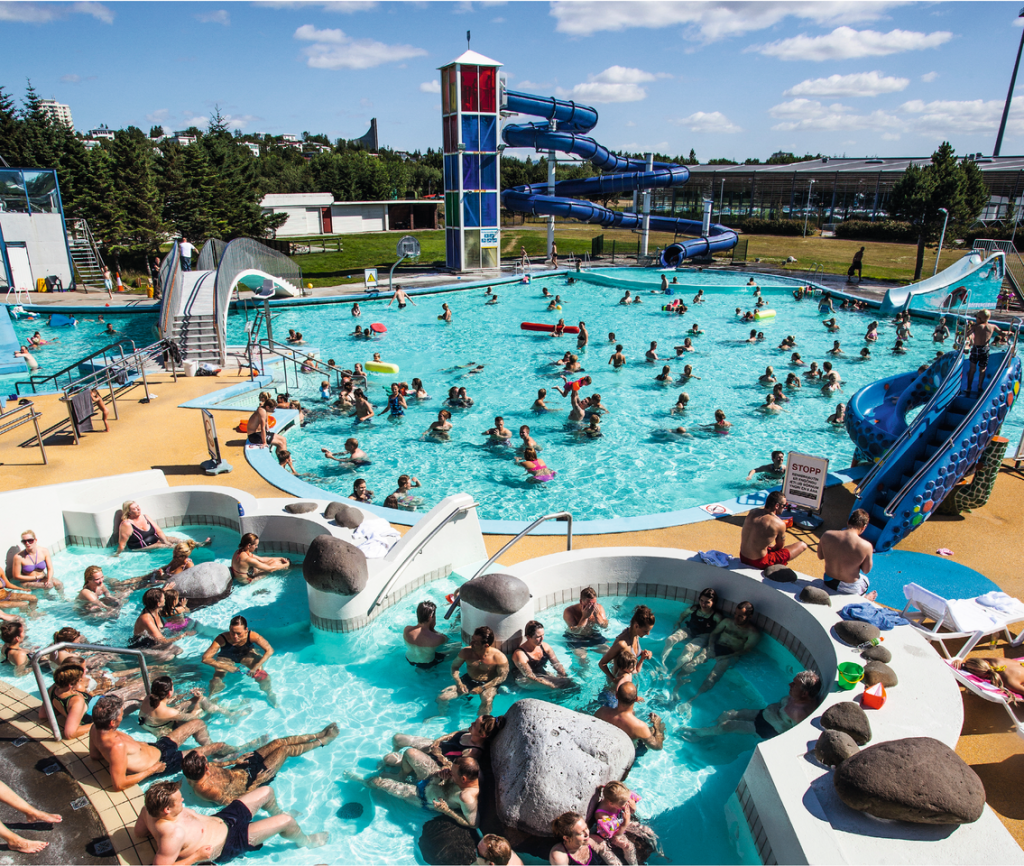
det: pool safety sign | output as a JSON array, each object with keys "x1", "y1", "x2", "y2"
[
  {"x1": 480, "y1": 230, "x2": 499, "y2": 247},
  {"x1": 364, "y1": 268, "x2": 378, "y2": 289},
  {"x1": 783, "y1": 452, "x2": 830, "y2": 512}
]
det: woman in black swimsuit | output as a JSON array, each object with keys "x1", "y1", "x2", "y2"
[
  {"x1": 661, "y1": 588, "x2": 722, "y2": 676},
  {"x1": 128, "y1": 588, "x2": 188, "y2": 660},
  {"x1": 39, "y1": 662, "x2": 92, "y2": 739},
  {"x1": 512, "y1": 621, "x2": 573, "y2": 691},
  {"x1": 201, "y1": 615, "x2": 277, "y2": 706},
  {"x1": 231, "y1": 534, "x2": 290, "y2": 585},
  {"x1": 115, "y1": 501, "x2": 210, "y2": 555},
  {"x1": 381, "y1": 714, "x2": 502, "y2": 780}
]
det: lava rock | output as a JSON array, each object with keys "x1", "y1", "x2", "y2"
[
  {"x1": 821, "y1": 701, "x2": 872, "y2": 745},
  {"x1": 419, "y1": 816, "x2": 478, "y2": 865},
  {"x1": 763, "y1": 565, "x2": 797, "y2": 583},
  {"x1": 800, "y1": 586, "x2": 832, "y2": 606},
  {"x1": 324, "y1": 501, "x2": 363, "y2": 529},
  {"x1": 861, "y1": 645, "x2": 892, "y2": 664},
  {"x1": 336, "y1": 803, "x2": 363, "y2": 820},
  {"x1": 459, "y1": 573, "x2": 531, "y2": 615},
  {"x1": 170, "y1": 561, "x2": 231, "y2": 608},
  {"x1": 492, "y1": 699, "x2": 634, "y2": 836},
  {"x1": 302, "y1": 534, "x2": 368, "y2": 594},
  {"x1": 834, "y1": 737, "x2": 985, "y2": 824},
  {"x1": 815, "y1": 730, "x2": 860, "y2": 767},
  {"x1": 863, "y1": 661, "x2": 898, "y2": 688},
  {"x1": 835, "y1": 620, "x2": 881, "y2": 647},
  {"x1": 284, "y1": 501, "x2": 317, "y2": 514}
]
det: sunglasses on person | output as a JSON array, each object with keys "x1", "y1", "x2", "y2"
[{"x1": 21, "y1": 537, "x2": 35, "y2": 544}]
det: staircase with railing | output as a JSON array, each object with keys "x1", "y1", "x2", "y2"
[
  {"x1": 973, "y1": 239, "x2": 1024, "y2": 311},
  {"x1": 65, "y1": 218, "x2": 106, "y2": 293}
]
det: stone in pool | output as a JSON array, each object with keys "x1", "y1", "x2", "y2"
[
  {"x1": 821, "y1": 701, "x2": 872, "y2": 746},
  {"x1": 302, "y1": 535, "x2": 368, "y2": 595},
  {"x1": 459, "y1": 573, "x2": 531, "y2": 615},
  {"x1": 169, "y1": 561, "x2": 231, "y2": 608},
  {"x1": 284, "y1": 501, "x2": 317, "y2": 514},
  {"x1": 336, "y1": 803, "x2": 363, "y2": 820},
  {"x1": 834, "y1": 620, "x2": 880, "y2": 647},
  {"x1": 491, "y1": 699, "x2": 634, "y2": 837},
  {"x1": 324, "y1": 500, "x2": 363, "y2": 529}
]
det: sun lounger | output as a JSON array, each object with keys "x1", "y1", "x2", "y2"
[
  {"x1": 901, "y1": 582, "x2": 1024, "y2": 659},
  {"x1": 944, "y1": 659, "x2": 1024, "y2": 740}
]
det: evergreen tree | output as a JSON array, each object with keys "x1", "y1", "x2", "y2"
[
  {"x1": 178, "y1": 142, "x2": 221, "y2": 240},
  {"x1": 0, "y1": 85, "x2": 25, "y2": 166},
  {"x1": 77, "y1": 144, "x2": 124, "y2": 249},
  {"x1": 52, "y1": 124, "x2": 89, "y2": 215},
  {"x1": 109, "y1": 126, "x2": 164, "y2": 260},
  {"x1": 20, "y1": 80, "x2": 58, "y2": 169}
]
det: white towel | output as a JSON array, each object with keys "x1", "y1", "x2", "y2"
[
  {"x1": 698, "y1": 550, "x2": 731, "y2": 568},
  {"x1": 353, "y1": 520, "x2": 401, "y2": 559},
  {"x1": 975, "y1": 591, "x2": 1024, "y2": 617}
]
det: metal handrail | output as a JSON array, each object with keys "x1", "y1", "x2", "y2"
[
  {"x1": 15, "y1": 338, "x2": 138, "y2": 394},
  {"x1": 30, "y1": 642, "x2": 152, "y2": 740},
  {"x1": 0, "y1": 400, "x2": 47, "y2": 463},
  {"x1": 367, "y1": 501, "x2": 479, "y2": 616},
  {"x1": 255, "y1": 338, "x2": 347, "y2": 393},
  {"x1": 444, "y1": 511, "x2": 573, "y2": 620},
  {"x1": 884, "y1": 317, "x2": 1022, "y2": 517}
]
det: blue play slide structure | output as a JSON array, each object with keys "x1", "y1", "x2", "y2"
[
  {"x1": 501, "y1": 91, "x2": 737, "y2": 267},
  {"x1": 847, "y1": 322, "x2": 1022, "y2": 551}
]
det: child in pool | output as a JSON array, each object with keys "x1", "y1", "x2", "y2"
[
  {"x1": 320, "y1": 381, "x2": 331, "y2": 400},
  {"x1": 671, "y1": 393, "x2": 689, "y2": 414},
  {"x1": 827, "y1": 403, "x2": 847, "y2": 426},
  {"x1": 161, "y1": 589, "x2": 191, "y2": 633},
  {"x1": 556, "y1": 375, "x2": 592, "y2": 398},
  {"x1": 859, "y1": 347, "x2": 871, "y2": 361},
  {"x1": 601, "y1": 649, "x2": 638, "y2": 708},
  {"x1": 532, "y1": 388, "x2": 549, "y2": 411},
  {"x1": 713, "y1": 409, "x2": 731, "y2": 433},
  {"x1": 892, "y1": 339, "x2": 907, "y2": 355},
  {"x1": 593, "y1": 781, "x2": 663, "y2": 863},
  {"x1": 581, "y1": 414, "x2": 602, "y2": 438},
  {"x1": 276, "y1": 449, "x2": 297, "y2": 474}
]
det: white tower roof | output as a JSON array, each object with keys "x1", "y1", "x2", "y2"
[{"x1": 441, "y1": 49, "x2": 502, "y2": 68}]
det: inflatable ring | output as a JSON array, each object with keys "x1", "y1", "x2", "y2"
[
  {"x1": 237, "y1": 416, "x2": 276, "y2": 433},
  {"x1": 366, "y1": 361, "x2": 399, "y2": 374},
  {"x1": 754, "y1": 309, "x2": 776, "y2": 320},
  {"x1": 521, "y1": 322, "x2": 580, "y2": 334}
]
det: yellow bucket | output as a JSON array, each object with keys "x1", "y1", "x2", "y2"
[{"x1": 837, "y1": 662, "x2": 864, "y2": 690}]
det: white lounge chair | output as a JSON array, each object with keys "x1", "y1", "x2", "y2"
[
  {"x1": 944, "y1": 659, "x2": 1024, "y2": 741},
  {"x1": 900, "y1": 582, "x2": 1024, "y2": 659}
]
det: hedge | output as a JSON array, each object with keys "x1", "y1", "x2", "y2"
[
  {"x1": 731, "y1": 217, "x2": 807, "y2": 236},
  {"x1": 834, "y1": 219, "x2": 917, "y2": 243}
]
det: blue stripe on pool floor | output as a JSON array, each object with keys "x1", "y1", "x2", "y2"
[{"x1": 870, "y1": 550, "x2": 1000, "y2": 610}]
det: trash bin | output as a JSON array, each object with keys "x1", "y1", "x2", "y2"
[{"x1": 183, "y1": 360, "x2": 198, "y2": 377}]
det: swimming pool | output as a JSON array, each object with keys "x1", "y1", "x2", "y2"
[{"x1": 3, "y1": 537, "x2": 799, "y2": 865}]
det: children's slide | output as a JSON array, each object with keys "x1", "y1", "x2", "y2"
[{"x1": 878, "y1": 251, "x2": 1005, "y2": 316}]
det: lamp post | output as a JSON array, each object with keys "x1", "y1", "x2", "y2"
[
  {"x1": 934, "y1": 207, "x2": 949, "y2": 276},
  {"x1": 994, "y1": 7, "x2": 1024, "y2": 157},
  {"x1": 803, "y1": 179, "x2": 815, "y2": 237}
]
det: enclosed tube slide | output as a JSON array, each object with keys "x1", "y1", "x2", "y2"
[{"x1": 501, "y1": 91, "x2": 737, "y2": 267}]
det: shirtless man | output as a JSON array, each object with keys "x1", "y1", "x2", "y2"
[
  {"x1": 89, "y1": 695, "x2": 231, "y2": 792},
  {"x1": 437, "y1": 626, "x2": 508, "y2": 717},
  {"x1": 599, "y1": 605, "x2": 655, "y2": 680},
  {"x1": 746, "y1": 450, "x2": 785, "y2": 481},
  {"x1": 609, "y1": 344, "x2": 627, "y2": 368},
  {"x1": 563, "y1": 587, "x2": 609, "y2": 662},
  {"x1": 482, "y1": 416, "x2": 513, "y2": 444},
  {"x1": 246, "y1": 400, "x2": 286, "y2": 453},
  {"x1": 645, "y1": 341, "x2": 659, "y2": 363},
  {"x1": 679, "y1": 603, "x2": 761, "y2": 702},
  {"x1": 353, "y1": 755, "x2": 480, "y2": 829},
  {"x1": 594, "y1": 683, "x2": 665, "y2": 755},
  {"x1": 965, "y1": 309, "x2": 1000, "y2": 395},
  {"x1": 680, "y1": 671, "x2": 821, "y2": 740},
  {"x1": 439, "y1": 302, "x2": 453, "y2": 322},
  {"x1": 388, "y1": 285, "x2": 417, "y2": 308},
  {"x1": 134, "y1": 781, "x2": 326, "y2": 865},
  {"x1": 512, "y1": 621, "x2": 573, "y2": 690},
  {"x1": 405, "y1": 600, "x2": 447, "y2": 668},
  {"x1": 619, "y1": 290, "x2": 633, "y2": 305},
  {"x1": 818, "y1": 509, "x2": 877, "y2": 600},
  {"x1": 739, "y1": 490, "x2": 807, "y2": 569},
  {"x1": 182, "y1": 723, "x2": 339, "y2": 814}
]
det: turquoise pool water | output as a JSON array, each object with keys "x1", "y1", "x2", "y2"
[{"x1": 1, "y1": 538, "x2": 799, "y2": 864}]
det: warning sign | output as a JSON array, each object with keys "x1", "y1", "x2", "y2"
[
  {"x1": 783, "y1": 452, "x2": 829, "y2": 512},
  {"x1": 364, "y1": 268, "x2": 378, "y2": 289}
]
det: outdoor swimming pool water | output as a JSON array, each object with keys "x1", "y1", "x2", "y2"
[{"x1": 1, "y1": 537, "x2": 799, "y2": 864}]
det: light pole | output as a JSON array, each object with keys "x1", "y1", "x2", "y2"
[
  {"x1": 803, "y1": 179, "x2": 815, "y2": 237},
  {"x1": 994, "y1": 7, "x2": 1024, "y2": 157},
  {"x1": 934, "y1": 207, "x2": 949, "y2": 276}
]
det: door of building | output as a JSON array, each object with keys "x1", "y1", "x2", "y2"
[{"x1": 321, "y1": 208, "x2": 333, "y2": 234}]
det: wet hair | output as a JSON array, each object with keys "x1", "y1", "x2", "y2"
[
  {"x1": 630, "y1": 605, "x2": 655, "y2": 628},
  {"x1": 552, "y1": 811, "x2": 585, "y2": 839},
  {"x1": 171, "y1": 540, "x2": 197, "y2": 560},
  {"x1": 793, "y1": 669, "x2": 822, "y2": 697},
  {"x1": 53, "y1": 626, "x2": 81, "y2": 644},
  {"x1": 92, "y1": 695, "x2": 123, "y2": 729},
  {"x1": 523, "y1": 448, "x2": 538, "y2": 461},
  {"x1": 1, "y1": 622, "x2": 22, "y2": 643},
  {"x1": 479, "y1": 834, "x2": 513, "y2": 866},
  {"x1": 735, "y1": 601, "x2": 755, "y2": 617},
  {"x1": 580, "y1": 587, "x2": 597, "y2": 601},
  {"x1": 765, "y1": 490, "x2": 786, "y2": 512},
  {"x1": 416, "y1": 600, "x2": 436, "y2": 623},
  {"x1": 149, "y1": 676, "x2": 174, "y2": 702},
  {"x1": 276, "y1": 450, "x2": 292, "y2": 465},
  {"x1": 715, "y1": 409, "x2": 726, "y2": 421},
  {"x1": 848, "y1": 509, "x2": 870, "y2": 529},
  {"x1": 398, "y1": 475, "x2": 411, "y2": 487},
  {"x1": 614, "y1": 649, "x2": 637, "y2": 673},
  {"x1": 229, "y1": 615, "x2": 248, "y2": 629},
  {"x1": 383, "y1": 494, "x2": 400, "y2": 509},
  {"x1": 237, "y1": 532, "x2": 259, "y2": 552},
  {"x1": 181, "y1": 750, "x2": 209, "y2": 781},
  {"x1": 616, "y1": 682, "x2": 638, "y2": 705},
  {"x1": 53, "y1": 664, "x2": 84, "y2": 689},
  {"x1": 698, "y1": 587, "x2": 717, "y2": 602},
  {"x1": 161, "y1": 589, "x2": 182, "y2": 617},
  {"x1": 142, "y1": 588, "x2": 164, "y2": 611},
  {"x1": 601, "y1": 781, "x2": 632, "y2": 805},
  {"x1": 524, "y1": 620, "x2": 543, "y2": 639},
  {"x1": 473, "y1": 626, "x2": 495, "y2": 647},
  {"x1": 84, "y1": 565, "x2": 103, "y2": 583},
  {"x1": 452, "y1": 755, "x2": 479, "y2": 781},
  {"x1": 145, "y1": 781, "x2": 182, "y2": 817},
  {"x1": 476, "y1": 714, "x2": 503, "y2": 740}
]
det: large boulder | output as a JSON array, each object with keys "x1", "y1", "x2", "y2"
[
  {"x1": 834, "y1": 737, "x2": 986, "y2": 825},
  {"x1": 284, "y1": 501, "x2": 317, "y2": 514},
  {"x1": 834, "y1": 620, "x2": 880, "y2": 647},
  {"x1": 815, "y1": 730, "x2": 860, "y2": 767},
  {"x1": 863, "y1": 661, "x2": 898, "y2": 688},
  {"x1": 419, "y1": 816, "x2": 478, "y2": 865},
  {"x1": 324, "y1": 501, "x2": 363, "y2": 529},
  {"x1": 861, "y1": 644, "x2": 892, "y2": 664},
  {"x1": 799, "y1": 586, "x2": 832, "y2": 607},
  {"x1": 492, "y1": 699, "x2": 634, "y2": 837},
  {"x1": 821, "y1": 702, "x2": 872, "y2": 746},
  {"x1": 170, "y1": 561, "x2": 231, "y2": 608},
  {"x1": 302, "y1": 535, "x2": 368, "y2": 595},
  {"x1": 460, "y1": 573, "x2": 531, "y2": 615}
]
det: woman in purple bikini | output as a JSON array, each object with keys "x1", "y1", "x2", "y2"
[{"x1": 11, "y1": 530, "x2": 63, "y2": 594}]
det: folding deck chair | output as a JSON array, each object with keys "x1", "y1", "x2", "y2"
[
  {"x1": 901, "y1": 582, "x2": 1024, "y2": 659},
  {"x1": 944, "y1": 660, "x2": 1024, "y2": 741}
]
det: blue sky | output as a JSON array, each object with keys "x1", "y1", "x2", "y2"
[{"x1": 3, "y1": 1, "x2": 1024, "y2": 162}]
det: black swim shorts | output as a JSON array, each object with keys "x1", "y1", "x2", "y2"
[
  {"x1": 214, "y1": 799, "x2": 263, "y2": 863},
  {"x1": 153, "y1": 737, "x2": 183, "y2": 776},
  {"x1": 754, "y1": 710, "x2": 780, "y2": 740},
  {"x1": 240, "y1": 751, "x2": 273, "y2": 788},
  {"x1": 408, "y1": 652, "x2": 445, "y2": 670},
  {"x1": 970, "y1": 345, "x2": 990, "y2": 368},
  {"x1": 564, "y1": 631, "x2": 606, "y2": 650}
]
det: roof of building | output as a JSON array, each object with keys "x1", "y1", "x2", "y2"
[
  {"x1": 441, "y1": 49, "x2": 502, "y2": 68},
  {"x1": 686, "y1": 155, "x2": 1024, "y2": 175},
  {"x1": 260, "y1": 194, "x2": 440, "y2": 208}
]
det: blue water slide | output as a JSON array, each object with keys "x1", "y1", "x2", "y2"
[{"x1": 502, "y1": 90, "x2": 737, "y2": 266}]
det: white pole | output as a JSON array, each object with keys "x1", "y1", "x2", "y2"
[
  {"x1": 547, "y1": 120, "x2": 556, "y2": 265},
  {"x1": 934, "y1": 208, "x2": 949, "y2": 276},
  {"x1": 803, "y1": 179, "x2": 815, "y2": 237},
  {"x1": 641, "y1": 153, "x2": 653, "y2": 257}
]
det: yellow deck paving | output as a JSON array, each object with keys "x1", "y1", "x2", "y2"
[{"x1": 1, "y1": 362, "x2": 1022, "y2": 855}]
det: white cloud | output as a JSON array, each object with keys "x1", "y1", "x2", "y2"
[
  {"x1": 550, "y1": 0, "x2": 909, "y2": 41},
  {"x1": 785, "y1": 71, "x2": 909, "y2": 98},
  {"x1": 222, "y1": 113, "x2": 261, "y2": 131},
  {"x1": 61, "y1": 73, "x2": 80, "y2": 83},
  {"x1": 921, "y1": 71, "x2": 938, "y2": 82},
  {"x1": 754, "y1": 26, "x2": 952, "y2": 61},
  {"x1": 555, "y1": 66, "x2": 666, "y2": 103},
  {"x1": 262, "y1": 1, "x2": 377, "y2": 11},
  {"x1": 420, "y1": 80, "x2": 441, "y2": 93},
  {"x1": 146, "y1": 109, "x2": 170, "y2": 123},
  {"x1": 0, "y1": 1, "x2": 113, "y2": 23},
  {"x1": 196, "y1": 9, "x2": 229, "y2": 25},
  {"x1": 516, "y1": 80, "x2": 553, "y2": 92},
  {"x1": 294, "y1": 24, "x2": 427, "y2": 69},
  {"x1": 672, "y1": 111, "x2": 742, "y2": 133},
  {"x1": 491, "y1": 16, "x2": 505, "y2": 24},
  {"x1": 617, "y1": 141, "x2": 670, "y2": 152}
]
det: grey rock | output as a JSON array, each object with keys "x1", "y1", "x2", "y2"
[
  {"x1": 763, "y1": 565, "x2": 797, "y2": 583},
  {"x1": 324, "y1": 501, "x2": 363, "y2": 529},
  {"x1": 284, "y1": 501, "x2": 317, "y2": 514},
  {"x1": 492, "y1": 699, "x2": 635, "y2": 836},
  {"x1": 170, "y1": 561, "x2": 231, "y2": 608},
  {"x1": 419, "y1": 816, "x2": 478, "y2": 865},
  {"x1": 861, "y1": 645, "x2": 892, "y2": 663},
  {"x1": 821, "y1": 701, "x2": 872, "y2": 745},
  {"x1": 835, "y1": 620, "x2": 881, "y2": 647},
  {"x1": 800, "y1": 586, "x2": 832, "y2": 606},
  {"x1": 815, "y1": 730, "x2": 860, "y2": 767},
  {"x1": 459, "y1": 573, "x2": 531, "y2": 615},
  {"x1": 863, "y1": 661, "x2": 898, "y2": 688},
  {"x1": 834, "y1": 737, "x2": 985, "y2": 824},
  {"x1": 302, "y1": 534, "x2": 368, "y2": 595}
]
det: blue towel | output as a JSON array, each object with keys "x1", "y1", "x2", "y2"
[
  {"x1": 839, "y1": 603, "x2": 909, "y2": 630},
  {"x1": 698, "y1": 550, "x2": 731, "y2": 568}
]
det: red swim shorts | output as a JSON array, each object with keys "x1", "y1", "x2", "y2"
[{"x1": 740, "y1": 546, "x2": 791, "y2": 569}]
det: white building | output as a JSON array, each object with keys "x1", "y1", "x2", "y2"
[
  {"x1": 244, "y1": 142, "x2": 260, "y2": 157},
  {"x1": 38, "y1": 99, "x2": 74, "y2": 131},
  {"x1": 260, "y1": 193, "x2": 440, "y2": 237},
  {"x1": 87, "y1": 126, "x2": 115, "y2": 141}
]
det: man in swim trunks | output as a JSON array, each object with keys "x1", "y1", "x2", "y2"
[
  {"x1": 388, "y1": 285, "x2": 417, "y2": 308},
  {"x1": 405, "y1": 600, "x2": 447, "y2": 668},
  {"x1": 609, "y1": 344, "x2": 627, "y2": 368},
  {"x1": 680, "y1": 671, "x2": 821, "y2": 740},
  {"x1": 739, "y1": 490, "x2": 807, "y2": 568},
  {"x1": 352, "y1": 755, "x2": 480, "y2": 829},
  {"x1": 134, "y1": 781, "x2": 327, "y2": 864},
  {"x1": 818, "y1": 509, "x2": 877, "y2": 601},
  {"x1": 645, "y1": 341, "x2": 659, "y2": 363},
  {"x1": 246, "y1": 400, "x2": 287, "y2": 453},
  {"x1": 679, "y1": 603, "x2": 761, "y2": 703},
  {"x1": 965, "y1": 309, "x2": 1000, "y2": 395},
  {"x1": 89, "y1": 695, "x2": 231, "y2": 792},
  {"x1": 182, "y1": 723, "x2": 339, "y2": 813},
  {"x1": 594, "y1": 683, "x2": 665, "y2": 755},
  {"x1": 437, "y1": 627, "x2": 508, "y2": 717},
  {"x1": 563, "y1": 587, "x2": 610, "y2": 661}
]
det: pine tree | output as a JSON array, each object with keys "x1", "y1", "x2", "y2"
[
  {"x1": 20, "y1": 80, "x2": 58, "y2": 169},
  {"x1": 0, "y1": 85, "x2": 25, "y2": 166},
  {"x1": 77, "y1": 144, "x2": 124, "y2": 250},
  {"x1": 109, "y1": 126, "x2": 165, "y2": 260},
  {"x1": 178, "y1": 142, "x2": 221, "y2": 240}
]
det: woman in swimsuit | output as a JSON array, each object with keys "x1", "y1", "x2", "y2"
[
  {"x1": 512, "y1": 621, "x2": 573, "y2": 690},
  {"x1": 660, "y1": 588, "x2": 722, "y2": 673},
  {"x1": 39, "y1": 662, "x2": 93, "y2": 739},
  {"x1": 549, "y1": 812, "x2": 617, "y2": 866},
  {"x1": 1, "y1": 621, "x2": 31, "y2": 676},
  {"x1": 381, "y1": 714, "x2": 502, "y2": 779},
  {"x1": 129, "y1": 588, "x2": 188, "y2": 660},
  {"x1": 952, "y1": 657, "x2": 1024, "y2": 701},
  {"x1": 76, "y1": 565, "x2": 126, "y2": 618},
  {"x1": 164, "y1": 541, "x2": 198, "y2": 576},
  {"x1": 231, "y1": 533, "x2": 290, "y2": 585},
  {"x1": 201, "y1": 615, "x2": 277, "y2": 706},
  {"x1": 0, "y1": 565, "x2": 40, "y2": 615},
  {"x1": 576, "y1": 321, "x2": 588, "y2": 350},
  {"x1": 138, "y1": 675, "x2": 246, "y2": 742},
  {"x1": 425, "y1": 409, "x2": 453, "y2": 440},
  {"x1": 11, "y1": 530, "x2": 63, "y2": 594},
  {"x1": 386, "y1": 383, "x2": 407, "y2": 419},
  {"x1": 517, "y1": 448, "x2": 555, "y2": 483},
  {"x1": 411, "y1": 378, "x2": 430, "y2": 400},
  {"x1": 115, "y1": 501, "x2": 205, "y2": 556}
]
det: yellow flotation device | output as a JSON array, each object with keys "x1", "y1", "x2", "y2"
[
  {"x1": 366, "y1": 361, "x2": 399, "y2": 374},
  {"x1": 754, "y1": 309, "x2": 776, "y2": 321}
]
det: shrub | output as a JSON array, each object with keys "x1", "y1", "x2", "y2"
[
  {"x1": 834, "y1": 219, "x2": 917, "y2": 243},
  {"x1": 732, "y1": 217, "x2": 806, "y2": 236}
]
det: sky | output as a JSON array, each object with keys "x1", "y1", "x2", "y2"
[{"x1": 3, "y1": 0, "x2": 1024, "y2": 164}]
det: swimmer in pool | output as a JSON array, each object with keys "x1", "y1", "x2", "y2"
[
  {"x1": 404, "y1": 601, "x2": 447, "y2": 667},
  {"x1": 645, "y1": 341, "x2": 659, "y2": 363},
  {"x1": 771, "y1": 383, "x2": 789, "y2": 404},
  {"x1": 821, "y1": 371, "x2": 842, "y2": 394},
  {"x1": 747, "y1": 450, "x2": 786, "y2": 481},
  {"x1": 532, "y1": 389, "x2": 549, "y2": 411},
  {"x1": 804, "y1": 362, "x2": 822, "y2": 380},
  {"x1": 785, "y1": 373, "x2": 802, "y2": 390},
  {"x1": 675, "y1": 338, "x2": 695, "y2": 354},
  {"x1": 671, "y1": 393, "x2": 690, "y2": 414},
  {"x1": 745, "y1": 329, "x2": 759, "y2": 344},
  {"x1": 585, "y1": 393, "x2": 608, "y2": 416},
  {"x1": 563, "y1": 353, "x2": 582, "y2": 372},
  {"x1": 680, "y1": 365, "x2": 700, "y2": 383},
  {"x1": 619, "y1": 291, "x2": 633, "y2": 306},
  {"x1": 758, "y1": 366, "x2": 776, "y2": 385},
  {"x1": 425, "y1": 410, "x2": 453, "y2": 440},
  {"x1": 858, "y1": 347, "x2": 871, "y2": 361},
  {"x1": 756, "y1": 332, "x2": 765, "y2": 342},
  {"x1": 439, "y1": 303, "x2": 453, "y2": 322},
  {"x1": 517, "y1": 448, "x2": 556, "y2": 483},
  {"x1": 692, "y1": 290, "x2": 705, "y2": 304},
  {"x1": 349, "y1": 479, "x2": 373, "y2": 503},
  {"x1": 933, "y1": 318, "x2": 950, "y2": 343},
  {"x1": 391, "y1": 475, "x2": 424, "y2": 509},
  {"x1": 790, "y1": 352, "x2": 805, "y2": 366},
  {"x1": 457, "y1": 387, "x2": 473, "y2": 407},
  {"x1": 760, "y1": 394, "x2": 782, "y2": 414},
  {"x1": 713, "y1": 409, "x2": 731, "y2": 433},
  {"x1": 321, "y1": 437, "x2": 370, "y2": 467},
  {"x1": 865, "y1": 321, "x2": 879, "y2": 342},
  {"x1": 518, "y1": 425, "x2": 540, "y2": 453},
  {"x1": 547, "y1": 299, "x2": 559, "y2": 311},
  {"x1": 742, "y1": 310, "x2": 755, "y2": 322},
  {"x1": 660, "y1": 275, "x2": 668, "y2": 292},
  {"x1": 609, "y1": 344, "x2": 627, "y2": 368},
  {"x1": 486, "y1": 295, "x2": 498, "y2": 305},
  {"x1": 655, "y1": 365, "x2": 672, "y2": 384},
  {"x1": 827, "y1": 403, "x2": 847, "y2": 426},
  {"x1": 580, "y1": 415, "x2": 602, "y2": 438},
  {"x1": 482, "y1": 416, "x2": 513, "y2": 445},
  {"x1": 827, "y1": 340, "x2": 844, "y2": 356},
  {"x1": 388, "y1": 286, "x2": 417, "y2": 308},
  {"x1": 892, "y1": 339, "x2": 907, "y2": 355}
]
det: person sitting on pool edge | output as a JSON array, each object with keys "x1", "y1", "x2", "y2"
[
  {"x1": 817, "y1": 508, "x2": 877, "y2": 601},
  {"x1": 739, "y1": 490, "x2": 807, "y2": 569},
  {"x1": 437, "y1": 626, "x2": 508, "y2": 718},
  {"x1": 405, "y1": 600, "x2": 447, "y2": 668},
  {"x1": 680, "y1": 670, "x2": 821, "y2": 741}
]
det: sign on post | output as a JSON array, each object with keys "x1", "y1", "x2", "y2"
[
  {"x1": 364, "y1": 268, "x2": 379, "y2": 290},
  {"x1": 783, "y1": 451, "x2": 829, "y2": 512},
  {"x1": 200, "y1": 409, "x2": 232, "y2": 475}
]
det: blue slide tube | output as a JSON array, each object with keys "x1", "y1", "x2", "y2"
[{"x1": 502, "y1": 90, "x2": 737, "y2": 266}]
